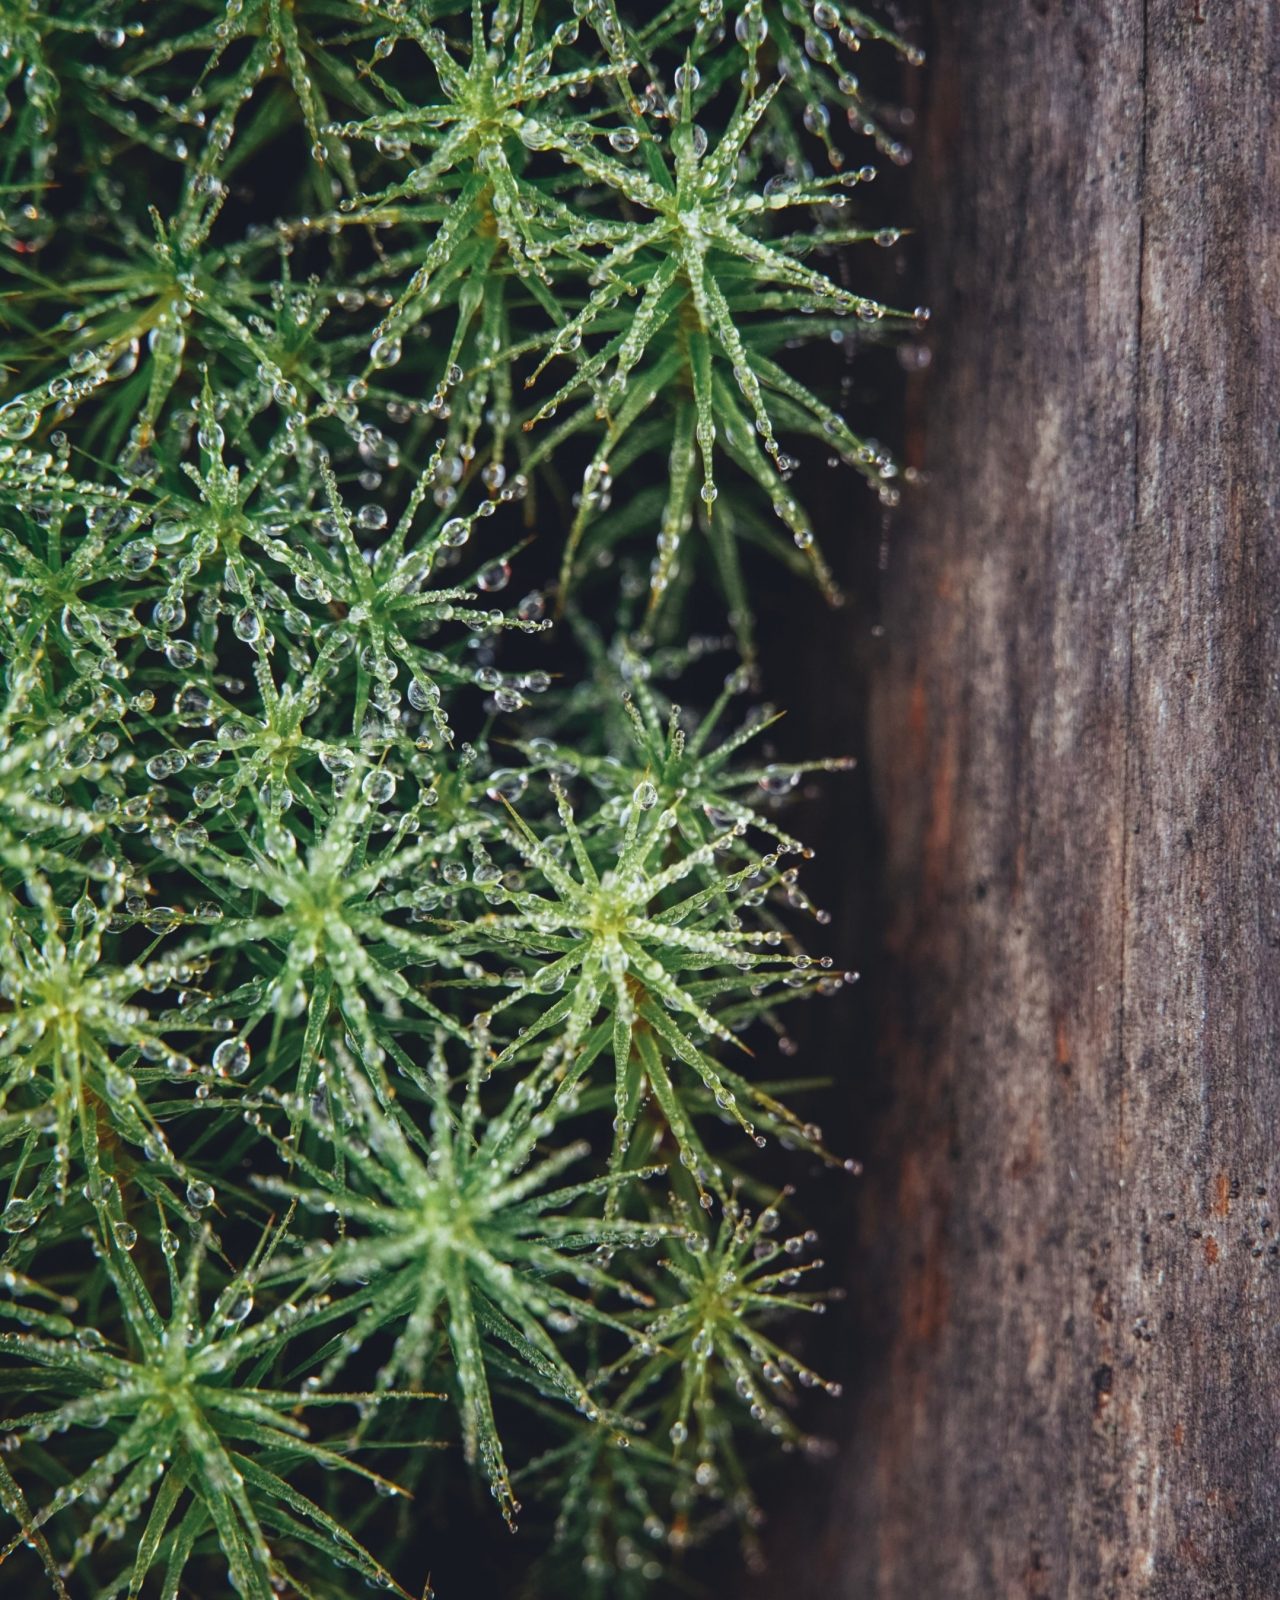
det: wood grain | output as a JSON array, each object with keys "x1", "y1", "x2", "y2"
[{"x1": 764, "y1": 3, "x2": 1280, "y2": 1595}]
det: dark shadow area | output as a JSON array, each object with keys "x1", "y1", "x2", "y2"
[{"x1": 744, "y1": 21, "x2": 932, "y2": 1598}]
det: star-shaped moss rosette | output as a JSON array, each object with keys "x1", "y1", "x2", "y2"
[
  {"x1": 519, "y1": 51, "x2": 911, "y2": 651},
  {"x1": 608, "y1": 1189, "x2": 840, "y2": 1550},
  {"x1": 255, "y1": 1048, "x2": 676, "y2": 1528},
  {"x1": 330, "y1": 1, "x2": 634, "y2": 297},
  {"x1": 0, "y1": 1216, "x2": 425, "y2": 1600},
  {"x1": 0, "y1": 875, "x2": 221, "y2": 1210},
  {"x1": 448, "y1": 779, "x2": 832, "y2": 1201},
  {"x1": 309, "y1": 0, "x2": 643, "y2": 486},
  {"x1": 168, "y1": 780, "x2": 491, "y2": 1107}
]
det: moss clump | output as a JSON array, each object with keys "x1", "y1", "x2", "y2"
[{"x1": 0, "y1": 2, "x2": 919, "y2": 1594}]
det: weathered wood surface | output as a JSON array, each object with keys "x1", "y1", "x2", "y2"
[{"x1": 760, "y1": 3, "x2": 1280, "y2": 1596}]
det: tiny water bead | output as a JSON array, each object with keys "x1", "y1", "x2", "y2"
[
  {"x1": 477, "y1": 560, "x2": 511, "y2": 592},
  {"x1": 212, "y1": 1038, "x2": 252, "y2": 1077},
  {"x1": 0, "y1": 403, "x2": 42, "y2": 440},
  {"x1": 485, "y1": 769, "x2": 528, "y2": 803},
  {"x1": 361, "y1": 768, "x2": 397, "y2": 803},
  {"x1": 223, "y1": 1290, "x2": 255, "y2": 1325},
  {"x1": 1, "y1": 1200, "x2": 38, "y2": 1234}
]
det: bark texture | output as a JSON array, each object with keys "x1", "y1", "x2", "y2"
[{"x1": 779, "y1": 3, "x2": 1280, "y2": 1596}]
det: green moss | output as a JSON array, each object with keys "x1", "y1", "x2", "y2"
[{"x1": 0, "y1": 2, "x2": 918, "y2": 1593}]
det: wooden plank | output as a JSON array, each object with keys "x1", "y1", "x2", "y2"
[
  {"x1": 758, "y1": 3, "x2": 1280, "y2": 1595},
  {"x1": 1117, "y1": 1, "x2": 1280, "y2": 1587}
]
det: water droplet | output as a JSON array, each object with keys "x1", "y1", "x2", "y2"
[
  {"x1": 212, "y1": 1038, "x2": 252, "y2": 1077},
  {"x1": 1, "y1": 1200, "x2": 37, "y2": 1234},
  {"x1": 477, "y1": 560, "x2": 511, "y2": 593},
  {"x1": 759, "y1": 765, "x2": 799, "y2": 795},
  {"x1": 485, "y1": 769, "x2": 527, "y2": 803},
  {"x1": 362, "y1": 769, "x2": 396, "y2": 804},
  {"x1": 223, "y1": 1291, "x2": 254, "y2": 1325},
  {"x1": 0, "y1": 405, "x2": 40, "y2": 441}
]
